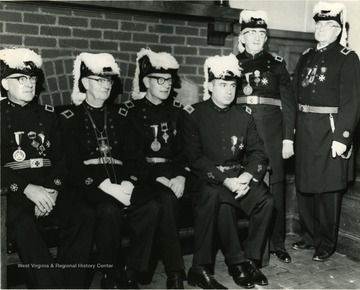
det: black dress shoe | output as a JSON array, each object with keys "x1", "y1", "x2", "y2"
[
  {"x1": 228, "y1": 263, "x2": 254, "y2": 289},
  {"x1": 187, "y1": 267, "x2": 227, "y2": 289},
  {"x1": 312, "y1": 250, "x2": 331, "y2": 262},
  {"x1": 245, "y1": 261, "x2": 268, "y2": 286},
  {"x1": 123, "y1": 268, "x2": 139, "y2": 289},
  {"x1": 272, "y1": 249, "x2": 292, "y2": 263},
  {"x1": 166, "y1": 271, "x2": 184, "y2": 289},
  {"x1": 292, "y1": 240, "x2": 314, "y2": 250},
  {"x1": 101, "y1": 275, "x2": 122, "y2": 289}
]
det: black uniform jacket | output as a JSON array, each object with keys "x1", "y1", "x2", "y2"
[
  {"x1": 59, "y1": 103, "x2": 155, "y2": 206},
  {"x1": 293, "y1": 42, "x2": 360, "y2": 193},
  {"x1": 1, "y1": 99, "x2": 66, "y2": 223},
  {"x1": 182, "y1": 98, "x2": 268, "y2": 204},
  {"x1": 236, "y1": 51, "x2": 295, "y2": 183},
  {"x1": 119, "y1": 96, "x2": 188, "y2": 181}
]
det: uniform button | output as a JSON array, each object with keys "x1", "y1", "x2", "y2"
[
  {"x1": 87, "y1": 140, "x2": 91, "y2": 143},
  {"x1": 144, "y1": 116, "x2": 147, "y2": 119},
  {"x1": 111, "y1": 125, "x2": 114, "y2": 128},
  {"x1": 312, "y1": 90, "x2": 315, "y2": 93},
  {"x1": 39, "y1": 123, "x2": 43, "y2": 126},
  {"x1": 222, "y1": 146, "x2": 226, "y2": 150},
  {"x1": 313, "y1": 82, "x2": 316, "y2": 85}
]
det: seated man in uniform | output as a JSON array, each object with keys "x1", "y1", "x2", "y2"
[
  {"x1": 0, "y1": 47, "x2": 95, "y2": 289},
  {"x1": 182, "y1": 54, "x2": 274, "y2": 289},
  {"x1": 59, "y1": 52, "x2": 162, "y2": 289},
  {"x1": 119, "y1": 48, "x2": 188, "y2": 289}
]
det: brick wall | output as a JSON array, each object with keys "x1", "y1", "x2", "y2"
[{"x1": 0, "y1": 2, "x2": 234, "y2": 106}]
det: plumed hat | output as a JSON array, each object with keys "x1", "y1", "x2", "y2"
[
  {"x1": 203, "y1": 53, "x2": 241, "y2": 101},
  {"x1": 131, "y1": 48, "x2": 179, "y2": 100},
  {"x1": 238, "y1": 10, "x2": 268, "y2": 53},
  {"x1": 71, "y1": 52, "x2": 121, "y2": 105},
  {"x1": 0, "y1": 47, "x2": 45, "y2": 98},
  {"x1": 313, "y1": 1, "x2": 347, "y2": 46}
]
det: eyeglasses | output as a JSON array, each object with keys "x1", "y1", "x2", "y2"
[
  {"x1": 6, "y1": 75, "x2": 37, "y2": 85},
  {"x1": 87, "y1": 77, "x2": 114, "y2": 86},
  {"x1": 315, "y1": 22, "x2": 341, "y2": 30},
  {"x1": 243, "y1": 30, "x2": 267, "y2": 38},
  {"x1": 147, "y1": 76, "x2": 173, "y2": 85}
]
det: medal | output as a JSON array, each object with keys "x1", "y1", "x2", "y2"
[
  {"x1": 243, "y1": 72, "x2": 253, "y2": 95},
  {"x1": 238, "y1": 137, "x2": 244, "y2": 150},
  {"x1": 28, "y1": 131, "x2": 39, "y2": 149},
  {"x1": 38, "y1": 133, "x2": 46, "y2": 156},
  {"x1": 254, "y1": 70, "x2": 261, "y2": 86},
  {"x1": 302, "y1": 79, "x2": 309, "y2": 87},
  {"x1": 150, "y1": 125, "x2": 161, "y2": 152},
  {"x1": 308, "y1": 65, "x2": 318, "y2": 84},
  {"x1": 13, "y1": 131, "x2": 26, "y2": 161},
  {"x1": 231, "y1": 136, "x2": 238, "y2": 155},
  {"x1": 161, "y1": 122, "x2": 169, "y2": 143}
]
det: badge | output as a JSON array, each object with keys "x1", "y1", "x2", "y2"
[
  {"x1": 150, "y1": 125, "x2": 161, "y2": 151},
  {"x1": 99, "y1": 141, "x2": 110, "y2": 154},
  {"x1": 302, "y1": 79, "x2": 309, "y2": 87},
  {"x1": 243, "y1": 85, "x2": 253, "y2": 95},
  {"x1": 231, "y1": 136, "x2": 238, "y2": 155},
  {"x1": 13, "y1": 149, "x2": 26, "y2": 162},
  {"x1": 161, "y1": 122, "x2": 169, "y2": 143},
  {"x1": 243, "y1": 72, "x2": 253, "y2": 95},
  {"x1": 254, "y1": 70, "x2": 261, "y2": 86},
  {"x1": 151, "y1": 140, "x2": 161, "y2": 152},
  {"x1": 238, "y1": 137, "x2": 244, "y2": 150},
  {"x1": 13, "y1": 131, "x2": 26, "y2": 162}
]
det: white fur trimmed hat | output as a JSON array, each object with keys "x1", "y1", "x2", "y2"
[
  {"x1": 0, "y1": 47, "x2": 45, "y2": 98},
  {"x1": 0, "y1": 47, "x2": 43, "y2": 77},
  {"x1": 238, "y1": 10, "x2": 268, "y2": 53},
  {"x1": 203, "y1": 53, "x2": 242, "y2": 101},
  {"x1": 313, "y1": 1, "x2": 347, "y2": 46},
  {"x1": 71, "y1": 52, "x2": 121, "y2": 105},
  {"x1": 131, "y1": 48, "x2": 179, "y2": 100}
]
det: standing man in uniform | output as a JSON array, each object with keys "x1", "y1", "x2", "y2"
[
  {"x1": 182, "y1": 54, "x2": 273, "y2": 289},
  {"x1": 0, "y1": 47, "x2": 95, "y2": 289},
  {"x1": 291, "y1": 1, "x2": 360, "y2": 262},
  {"x1": 59, "y1": 52, "x2": 161, "y2": 289},
  {"x1": 236, "y1": 10, "x2": 295, "y2": 263},
  {"x1": 119, "y1": 48, "x2": 186, "y2": 289}
]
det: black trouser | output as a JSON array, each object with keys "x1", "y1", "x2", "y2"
[
  {"x1": 192, "y1": 181, "x2": 273, "y2": 267},
  {"x1": 8, "y1": 200, "x2": 95, "y2": 289},
  {"x1": 297, "y1": 190, "x2": 343, "y2": 254},
  {"x1": 94, "y1": 199, "x2": 161, "y2": 278},
  {"x1": 269, "y1": 181, "x2": 286, "y2": 251},
  {"x1": 155, "y1": 183, "x2": 184, "y2": 274}
]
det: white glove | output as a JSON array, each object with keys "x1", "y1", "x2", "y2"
[
  {"x1": 223, "y1": 177, "x2": 241, "y2": 192},
  {"x1": 282, "y1": 140, "x2": 294, "y2": 159},
  {"x1": 98, "y1": 178, "x2": 133, "y2": 206},
  {"x1": 331, "y1": 141, "x2": 347, "y2": 158},
  {"x1": 169, "y1": 176, "x2": 185, "y2": 198},
  {"x1": 156, "y1": 176, "x2": 171, "y2": 187}
]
